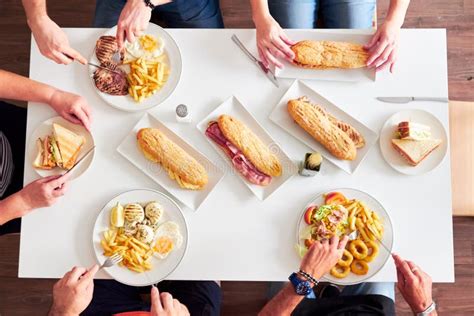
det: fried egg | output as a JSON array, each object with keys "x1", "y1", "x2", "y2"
[
  {"x1": 153, "y1": 221, "x2": 183, "y2": 259},
  {"x1": 124, "y1": 35, "x2": 164, "y2": 60}
]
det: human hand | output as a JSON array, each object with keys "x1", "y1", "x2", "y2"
[
  {"x1": 19, "y1": 174, "x2": 70, "y2": 214},
  {"x1": 365, "y1": 20, "x2": 400, "y2": 72},
  {"x1": 49, "y1": 265, "x2": 99, "y2": 316},
  {"x1": 300, "y1": 235, "x2": 349, "y2": 281},
  {"x1": 254, "y1": 14, "x2": 295, "y2": 68},
  {"x1": 49, "y1": 90, "x2": 93, "y2": 131},
  {"x1": 393, "y1": 254, "x2": 434, "y2": 314},
  {"x1": 150, "y1": 286, "x2": 190, "y2": 316},
  {"x1": 116, "y1": 0, "x2": 171, "y2": 49},
  {"x1": 28, "y1": 15, "x2": 86, "y2": 65}
]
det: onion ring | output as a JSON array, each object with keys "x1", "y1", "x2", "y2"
[
  {"x1": 330, "y1": 264, "x2": 351, "y2": 279},
  {"x1": 351, "y1": 260, "x2": 369, "y2": 275},
  {"x1": 349, "y1": 240, "x2": 368, "y2": 260},
  {"x1": 338, "y1": 249, "x2": 354, "y2": 267},
  {"x1": 363, "y1": 240, "x2": 379, "y2": 262}
]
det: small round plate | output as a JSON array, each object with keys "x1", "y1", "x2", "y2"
[
  {"x1": 380, "y1": 109, "x2": 448, "y2": 175},
  {"x1": 92, "y1": 189, "x2": 188, "y2": 286},
  {"x1": 89, "y1": 23, "x2": 182, "y2": 112},
  {"x1": 296, "y1": 188, "x2": 394, "y2": 286},
  {"x1": 28, "y1": 116, "x2": 95, "y2": 180}
]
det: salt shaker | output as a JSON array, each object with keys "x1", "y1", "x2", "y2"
[{"x1": 176, "y1": 104, "x2": 192, "y2": 123}]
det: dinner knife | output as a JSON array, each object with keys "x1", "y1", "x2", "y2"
[
  {"x1": 376, "y1": 97, "x2": 448, "y2": 104},
  {"x1": 62, "y1": 145, "x2": 96, "y2": 176},
  {"x1": 231, "y1": 34, "x2": 279, "y2": 88},
  {"x1": 88, "y1": 62, "x2": 123, "y2": 75}
]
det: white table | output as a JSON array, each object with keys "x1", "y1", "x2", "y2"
[{"x1": 19, "y1": 28, "x2": 454, "y2": 282}]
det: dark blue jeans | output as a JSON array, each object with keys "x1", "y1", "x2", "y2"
[
  {"x1": 93, "y1": 0, "x2": 224, "y2": 28},
  {"x1": 82, "y1": 280, "x2": 221, "y2": 316}
]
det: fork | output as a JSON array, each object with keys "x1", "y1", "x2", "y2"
[
  {"x1": 347, "y1": 230, "x2": 392, "y2": 254},
  {"x1": 100, "y1": 253, "x2": 123, "y2": 269}
]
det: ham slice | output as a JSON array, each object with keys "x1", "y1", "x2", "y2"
[{"x1": 205, "y1": 122, "x2": 271, "y2": 186}]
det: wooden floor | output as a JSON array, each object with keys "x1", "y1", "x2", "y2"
[{"x1": 0, "y1": 0, "x2": 473, "y2": 315}]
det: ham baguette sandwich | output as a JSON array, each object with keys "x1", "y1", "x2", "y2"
[
  {"x1": 205, "y1": 115, "x2": 282, "y2": 186},
  {"x1": 137, "y1": 128, "x2": 208, "y2": 190}
]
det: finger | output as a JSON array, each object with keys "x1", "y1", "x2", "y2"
[
  {"x1": 397, "y1": 258, "x2": 416, "y2": 281},
  {"x1": 406, "y1": 261, "x2": 423, "y2": 279},
  {"x1": 364, "y1": 31, "x2": 380, "y2": 50},
  {"x1": 161, "y1": 292, "x2": 173, "y2": 310},
  {"x1": 52, "y1": 51, "x2": 74, "y2": 65},
  {"x1": 258, "y1": 47, "x2": 269, "y2": 68},
  {"x1": 116, "y1": 25, "x2": 125, "y2": 49},
  {"x1": 268, "y1": 44, "x2": 288, "y2": 61},
  {"x1": 173, "y1": 299, "x2": 180, "y2": 309},
  {"x1": 64, "y1": 113, "x2": 83, "y2": 125},
  {"x1": 390, "y1": 61, "x2": 396, "y2": 73},
  {"x1": 396, "y1": 268, "x2": 406, "y2": 288},
  {"x1": 79, "y1": 264, "x2": 99, "y2": 284},
  {"x1": 371, "y1": 46, "x2": 393, "y2": 70},
  {"x1": 329, "y1": 235, "x2": 339, "y2": 248},
  {"x1": 52, "y1": 181, "x2": 69, "y2": 197},
  {"x1": 62, "y1": 46, "x2": 87, "y2": 65},
  {"x1": 338, "y1": 235, "x2": 349, "y2": 249},
  {"x1": 46, "y1": 173, "x2": 71, "y2": 189},
  {"x1": 70, "y1": 107, "x2": 91, "y2": 131},
  {"x1": 263, "y1": 47, "x2": 283, "y2": 68},
  {"x1": 37, "y1": 175, "x2": 62, "y2": 184},
  {"x1": 280, "y1": 33, "x2": 296, "y2": 46},
  {"x1": 367, "y1": 41, "x2": 388, "y2": 66},
  {"x1": 151, "y1": 286, "x2": 163, "y2": 311},
  {"x1": 45, "y1": 52, "x2": 64, "y2": 65},
  {"x1": 272, "y1": 38, "x2": 294, "y2": 60},
  {"x1": 125, "y1": 29, "x2": 135, "y2": 45},
  {"x1": 67, "y1": 266, "x2": 87, "y2": 282}
]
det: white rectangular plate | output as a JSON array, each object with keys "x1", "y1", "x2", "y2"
[
  {"x1": 117, "y1": 113, "x2": 224, "y2": 210},
  {"x1": 197, "y1": 96, "x2": 297, "y2": 200},
  {"x1": 274, "y1": 30, "x2": 376, "y2": 82},
  {"x1": 269, "y1": 80, "x2": 378, "y2": 174}
]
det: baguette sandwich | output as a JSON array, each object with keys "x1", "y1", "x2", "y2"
[
  {"x1": 205, "y1": 115, "x2": 282, "y2": 186},
  {"x1": 287, "y1": 97, "x2": 361, "y2": 160},
  {"x1": 33, "y1": 123, "x2": 85, "y2": 170},
  {"x1": 391, "y1": 138, "x2": 442, "y2": 166},
  {"x1": 291, "y1": 40, "x2": 368, "y2": 70},
  {"x1": 137, "y1": 128, "x2": 208, "y2": 190}
]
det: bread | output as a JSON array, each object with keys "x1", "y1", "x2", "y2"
[
  {"x1": 53, "y1": 123, "x2": 85, "y2": 170},
  {"x1": 287, "y1": 98, "x2": 357, "y2": 160},
  {"x1": 291, "y1": 40, "x2": 368, "y2": 69},
  {"x1": 391, "y1": 139, "x2": 442, "y2": 166},
  {"x1": 137, "y1": 128, "x2": 208, "y2": 190},
  {"x1": 217, "y1": 115, "x2": 282, "y2": 177}
]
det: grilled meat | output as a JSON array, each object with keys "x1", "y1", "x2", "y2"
[
  {"x1": 95, "y1": 36, "x2": 121, "y2": 65},
  {"x1": 93, "y1": 61, "x2": 128, "y2": 96}
]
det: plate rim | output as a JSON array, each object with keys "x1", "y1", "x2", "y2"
[
  {"x1": 28, "y1": 116, "x2": 95, "y2": 180},
  {"x1": 88, "y1": 23, "x2": 182, "y2": 112},
  {"x1": 116, "y1": 112, "x2": 226, "y2": 210},
  {"x1": 296, "y1": 187, "x2": 394, "y2": 285},
  {"x1": 92, "y1": 188, "x2": 189, "y2": 286},
  {"x1": 269, "y1": 79, "x2": 379, "y2": 174},
  {"x1": 379, "y1": 109, "x2": 448, "y2": 175},
  {"x1": 196, "y1": 95, "x2": 298, "y2": 201}
]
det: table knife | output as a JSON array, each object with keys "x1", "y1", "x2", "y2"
[
  {"x1": 62, "y1": 145, "x2": 95, "y2": 176},
  {"x1": 231, "y1": 34, "x2": 279, "y2": 88},
  {"x1": 376, "y1": 97, "x2": 448, "y2": 104},
  {"x1": 88, "y1": 62, "x2": 123, "y2": 75}
]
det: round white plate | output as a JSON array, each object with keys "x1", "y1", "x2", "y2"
[
  {"x1": 379, "y1": 109, "x2": 448, "y2": 175},
  {"x1": 28, "y1": 116, "x2": 95, "y2": 180},
  {"x1": 92, "y1": 189, "x2": 188, "y2": 286},
  {"x1": 89, "y1": 23, "x2": 182, "y2": 112},
  {"x1": 296, "y1": 188, "x2": 394, "y2": 286}
]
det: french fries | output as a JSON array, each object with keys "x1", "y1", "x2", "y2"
[
  {"x1": 101, "y1": 228, "x2": 155, "y2": 273},
  {"x1": 126, "y1": 56, "x2": 169, "y2": 103}
]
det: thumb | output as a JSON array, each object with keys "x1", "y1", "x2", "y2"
[
  {"x1": 364, "y1": 31, "x2": 380, "y2": 49},
  {"x1": 80, "y1": 264, "x2": 99, "y2": 285}
]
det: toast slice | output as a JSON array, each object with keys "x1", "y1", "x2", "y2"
[
  {"x1": 217, "y1": 115, "x2": 282, "y2": 177},
  {"x1": 53, "y1": 124, "x2": 85, "y2": 170},
  {"x1": 391, "y1": 138, "x2": 442, "y2": 166}
]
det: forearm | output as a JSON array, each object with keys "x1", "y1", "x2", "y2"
[
  {"x1": 250, "y1": 0, "x2": 271, "y2": 23},
  {"x1": 0, "y1": 70, "x2": 57, "y2": 104},
  {"x1": 386, "y1": 0, "x2": 410, "y2": 28},
  {"x1": 0, "y1": 192, "x2": 30, "y2": 225},
  {"x1": 22, "y1": 0, "x2": 48, "y2": 25},
  {"x1": 259, "y1": 284, "x2": 304, "y2": 316}
]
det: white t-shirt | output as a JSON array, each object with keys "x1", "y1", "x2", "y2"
[{"x1": 0, "y1": 131, "x2": 14, "y2": 198}]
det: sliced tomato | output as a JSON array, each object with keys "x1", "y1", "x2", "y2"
[
  {"x1": 304, "y1": 206, "x2": 317, "y2": 224},
  {"x1": 325, "y1": 192, "x2": 347, "y2": 205}
]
